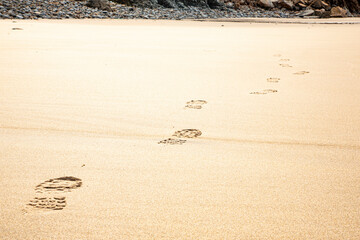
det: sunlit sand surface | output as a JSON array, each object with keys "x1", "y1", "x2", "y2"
[{"x1": 0, "y1": 19, "x2": 359, "y2": 239}]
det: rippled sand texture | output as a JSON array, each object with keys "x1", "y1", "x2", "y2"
[{"x1": 0, "y1": 19, "x2": 360, "y2": 239}]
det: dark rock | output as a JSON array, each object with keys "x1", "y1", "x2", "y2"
[
  {"x1": 311, "y1": 0, "x2": 330, "y2": 10},
  {"x1": 86, "y1": 0, "x2": 112, "y2": 11},
  {"x1": 278, "y1": 0, "x2": 294, "y2": 9},
  {"x1": 158, "y1": 0, "x2": 179, "y2": 8},
  {"x1": 311, "y1": 0, "x2": 323, "y2": 9},
  {"x1": 208, "y1": 0, "x2": 225, "y2": 9},
  {"x1": 314, "y1": 8, "x2": 325, "y2": 16},
  {"x1": 322, "y1": 1, "x2": 331, "y2": 11}
]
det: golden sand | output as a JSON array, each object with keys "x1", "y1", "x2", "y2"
[{"x1": 0, "y1": 19, "x2": 359, "y2": 239}]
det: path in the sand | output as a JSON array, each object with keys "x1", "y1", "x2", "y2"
[
  {"x1": 158, "y1": 101, "x2": 206, "y2": 145},
  {"x1": 251, "y1": 55, "x2": 311, "y2": 95}
]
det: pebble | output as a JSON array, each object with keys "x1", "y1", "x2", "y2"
[{"x1": 0, "y1": 0, "x2": 298, "y2": 19}]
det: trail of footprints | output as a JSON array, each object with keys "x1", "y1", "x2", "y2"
[
  {"x1": 159, "y1": 55, "x2": 310, "y2": 145},
  {"x1": 251, "y1": 54, "x2": 310, "y2": 95},
  {"x1": 27, "y1": 176, "x2": 82, "y2": 211},
  {"x1": 158, "y1": 101, "x2": 205, "y2": 145},
  {"x1": 25, "y1": 54, "x2": 312, "y2": 212}
]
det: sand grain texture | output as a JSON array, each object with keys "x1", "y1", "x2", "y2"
[{"x1": 0, "y1": 19, "x2": 360, "y2": 239}]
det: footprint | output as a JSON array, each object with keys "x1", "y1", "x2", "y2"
[
  {"x1": 12, "y1": 28, "x2": 23, "y2": 30},
  {"x1": 267, "y1": 77, "x2": 280, "y2": 83},
  {"x1": 173, "y1": 129, "x2": 202, "y2": 138},
  {"x1": 27, "y1": 196, "x2": 66, "y2": 211},
  {"x1": 158, "y1": 138, "x2": 187, "y2": 145},
  {"x1": 263, "y1": 89, "x2": 278, "y2": 93},
  {"x1": 279, "y1": 63, "x2": 292, "y2": 68},
  {"x1": 280, "y1": 59, "x2": 290, "y2": 61},
  {"x1": 250, "y1": 89, "x2": 278, "y2": 95},
  {"x1": 293, "y1": 71, "x2": 310, "y2": 75},
  {"x1": 273, "y1": 54, "x2": 282, "y2": 57},
  {"x1": 27, "y1": 176, "x2": 82, "y2": 211},
  {"x1": 185, "y1": 100, "x2": 207, "y2": 109},
  {"x1": 35, "y1": 176, "x2": 82, "y2": 193}
]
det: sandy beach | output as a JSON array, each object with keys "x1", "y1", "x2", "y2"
[{"x1": 0, "y1": 19, "x2": 359, "y2": 239}]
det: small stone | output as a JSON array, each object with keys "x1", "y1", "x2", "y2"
[
  {"x1": 225, "y1": 2, "x2": 234, "y2": 8},
  {"x1": 314, "y1": 8, "x2": 325, "y2": 16},
  {"x1": 330, "y1": 6, "x2": 347, "y2": 18},
  {"x1": 297, "y1": 3, "x2": 307, "y2": 9},
  {"x1": 257, "y1": 0, "x2": 274, "y2": 9},
  {"x1": 297, "y1": 9, "x2": 315, "y2": 17}
]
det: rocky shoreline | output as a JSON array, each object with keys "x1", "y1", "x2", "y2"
[
  {"x1": 0, "y1": 0, "x2": 307, "y2": 20},
  {"x1": 0, "y1": 0, "x2": 357, "y2": 20}
]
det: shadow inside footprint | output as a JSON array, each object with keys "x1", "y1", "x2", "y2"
[
  {"x1": 173, "y1": 129, "x2": 202, "y2": 138},
  {"x1": 158, "y1": 138, "x2": 187, "y2": 145},
  {"x1": 35, "y1": 176, "x2": 82, "y2": 193},
  {"x1": 12, "y1": 28, "x2": 23, "y2": 30}
]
